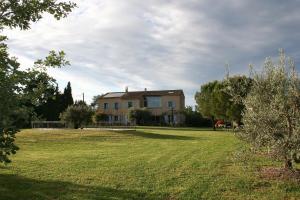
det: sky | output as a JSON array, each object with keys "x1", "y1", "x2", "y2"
[{"x1": 4, "y1": 0, "x2": 300, "y2": 106}]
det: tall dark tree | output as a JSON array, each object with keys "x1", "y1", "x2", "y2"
[
  {"x1": 63, "y1": 81, "x2": 74, "y2": 109},
  {"x1": 35, "y1": 85, "x2": 63, "y2": 121},
  {"x1": 33, "y1": 81, "x2": 74, "y2": 121}
]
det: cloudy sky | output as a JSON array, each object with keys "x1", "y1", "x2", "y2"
[{"x1": 5, "y1": 0, "x2": 300, "y2": 106}]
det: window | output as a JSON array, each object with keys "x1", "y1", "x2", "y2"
[
  {"x1": 104, "y1": 103, "x2": 109, "y2": 109},
  {"x1": 128, "y1": 101, "x2": 133, "y2": 108},
  {"x1": 114, "y1": 115, "x2": 119, "y2": 121},
  {"x1": 146, "y1": 96, "x2": 161, "y2": 108},
  {"x1": 114, "y1": 102, "x2": 119, "y2": 110},
  {"x1": 168, "y1": 101, "x2": 175, "y2": 108}
]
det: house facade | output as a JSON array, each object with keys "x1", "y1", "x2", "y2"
[{"x1": 97, "y1": 89, "x2": 185, "y2": 125}]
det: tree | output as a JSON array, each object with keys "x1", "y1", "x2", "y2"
[
  {"x1": 91, "y1": 95, "x2": 102, "y2": 110},
  {"x1": 0, "y1": 1, "x2": 76, "y2": 30},
  {"x1": 62, "y1": 81, "x2": 74, "y2": 109},
  {"x1": 224, "y1": 76, "x2": 252, "y2": 125},
  {"x1": 129, "y1": 109, "x2": 152, "y2": 125},
  {"x1": 195, "y1": 81, "x2": 222, "y2": 130},
  {"x1": 183, "y1": 106, "x2": 211, "y2": 127},
  {"x1": 195, "y1": 76, "x2": 252, "y2": 130},
  {"x1": 238, "y1": 51, "x2": 300, "y2": 170},
  {"x1": 60, "y1": 101, "x2": 94, "y2": 129},
  {"x1": 34, "y1": 81, "x2": 74, "y2": 121},
  {"x1": 35, "y1": 85, "x2": 63, "y2": 121},
  {"x1": 0, "y1": 0, "x2": 76, "y2": 163},
  {"x1": 0, "y1": 36, "x2": 20, "y2": 163},
  {"x1": 20, "y1": 68, "x2": 59, "y2": 124},
  {"x1": 93, "y1": 111, "x2": 108, "y2": 123}
]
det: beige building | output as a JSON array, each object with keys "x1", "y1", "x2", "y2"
[{"x1": 97, "y1": 89, "x2": 185, "y2": 125}]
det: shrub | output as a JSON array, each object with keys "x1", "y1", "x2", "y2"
[
  {"x1": 93, "y1": 112, "x2": 108, "y2": 123},
  {"x1": 129, "y1": 109, "x2": 152, "y2": 125},
  {"x1": 60, "y1": 101, "x2": 94, "y2": 129}
]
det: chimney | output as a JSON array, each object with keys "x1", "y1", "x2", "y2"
[
  {"x1": 125, "y1": 86, "x2": 128, "y2": 93},
  {"x1": 144, "y1": 88, "x2": 147, "y2": 91}
]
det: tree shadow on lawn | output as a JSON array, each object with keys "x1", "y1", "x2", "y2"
[
  {"x1": 115, "y1": 130, "x2": 198, "y2": 140},
  {"x1": 0, "y1": 174, "x2": 167, "y2": 200},
  {"x1": 136, "y1": 126, "x2": 215, "y2": 132}
]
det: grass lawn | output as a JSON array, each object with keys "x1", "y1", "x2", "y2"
[{"x1": 0, "y1": 128, "x2": 299, "y2": 199}]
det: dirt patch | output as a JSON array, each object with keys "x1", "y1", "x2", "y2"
[{"x1": 260, "y1": 167, "x2": 300, "y2": 181}]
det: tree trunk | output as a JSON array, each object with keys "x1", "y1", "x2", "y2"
[
  {"x1": 284, "y1": 116, "x2": 293, "y2": 170},
  {"x1": 284, "y1": 157, "x2": 293, "y2": 170},
  {"x1": 211, "y1": 116, "x2": 215, "y2": 131}
]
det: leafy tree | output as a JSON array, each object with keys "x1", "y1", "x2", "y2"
[
  {"x1": 91, "y1": 95, "x2": 102, "y2": 110},
  {"x1": 224, "y1": 76, "x2": 252, "y2": 124},
  {"x1": 19, "y1": 68, "x2": 58, "y2": 124},
  {"x1": 0, "y1": 0, "x2": 76, "y2": 163},
  {"x1": 93, "y1": 111, "x2": 108, "y2": 123},
  {"x1": 35, "y1": 85, "x2": 62, "y2": 121},
  {"x1": 183, "y1": 106, "x2": 211, "y2": 127},
  {"x1": 129, "y1": 109, "x2": 152, "y2": 125},
  {"x1": 60, "y1": 101, "x2": 94, "y2": 129},
  {"x1": 195, "y1": 81, "x2": 220, "y2": 130},
  {"x1": 0, "y1": 36, "x2": 20, "y2": 163},
  {"x1": 0, "y1": 0, "x2": 76, "y2": 30},
  {"x1": 195, "y1": 76, "x2": 252, "y2": 130},
  {"x1": 237, "y1": 51, "x2": 300, "y2": 170}
]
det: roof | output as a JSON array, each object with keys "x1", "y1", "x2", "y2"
[
  {"x1": 102, "y1": 92, "x2": 125, "y2": 98},
  {"x1": 100, "y1": 89, "x2": 184, "y2": 99}
]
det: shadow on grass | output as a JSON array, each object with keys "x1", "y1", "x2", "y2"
[
  {"x1": 136, "y1": 126, "x2": 215, "y2": 132},
  {"x1": 116, "y1": 130, "x2": 197, "y2": 140},
  {"x1": 0, "y1": 174, "x2": 167, "y2": 200}
]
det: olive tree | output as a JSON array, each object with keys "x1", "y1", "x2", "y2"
[
  {"x1": 60, "y1": 101, "x2": 94, "y2": 129},
  {"x1": 238, "y1": 51, "x2": 300, "y2": 170}
]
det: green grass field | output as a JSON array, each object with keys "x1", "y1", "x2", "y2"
[{"x1": 0, "y1": 128, "x2": 299, "y2": 200}]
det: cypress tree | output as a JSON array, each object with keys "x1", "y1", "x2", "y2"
[{"x1": 63, "y1": 82, "x2": 74, "y2": 110}]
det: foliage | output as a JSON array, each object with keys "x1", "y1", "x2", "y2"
[
  {"x1": 0, "y1": 39, "x2": 20, "y2": 160},
  {"x1": 91, "y1": 95, "x2": 102, "y2": 109},
  {"x1": 34, "y1": 51, "x2": 70, "y2": 70},
  {"x1": 238, "y1": 51, "x2": 300, "y2": 170},
  {"x1": 0, "y1": 0, "x2": 76, "y2": 30},
  {"x1": 60, "y1": 101, "x2": 94, "y2": 129},
  {"x1": 0, "y1": 36, "x2": 21, "y2": 163},
  {"x1": 0, "y1": 36, "x2": 19, "y2": 124},
  {"x1": 195, "y1": 76, "x2": 252, "y2": 129},
  {"x1": 10, "y1": 56, "x2": 73, "y2": 124},
  {"x1": 0, "y1": 128, "x2": 19, "y2": 163},
  {"x1": 0, "y1": 0, "x2": 76, "y2": 163},
  {"x1": 62, "y1": 81, "x2": 74, "y2": 110},
  {"x1": 224, "y1": 76, "x2": 252, "y2": 123},
  {"x1": 93, "y1": 111, "x2": 108, "y2": 123},
  {"x1": 195, "y1": 81, "x2": 226, "y2": 130},
  {"x1": 129, "y1": 109, "x2": 152, "y2": 125},
  {"x1": 183, "y1": 106, "x2": 211, "y2": 127}
]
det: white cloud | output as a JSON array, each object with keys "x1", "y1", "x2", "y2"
[{"x1": 3, "y1": 0, "x2": 300, "y2": 105}]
